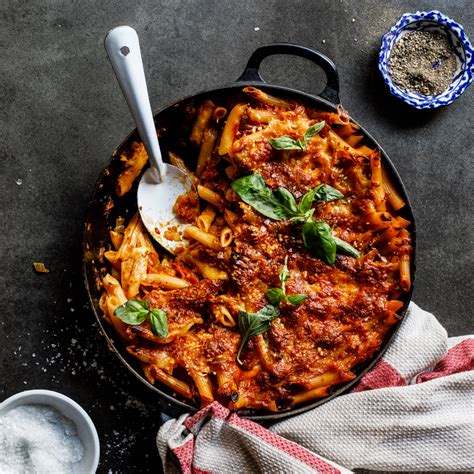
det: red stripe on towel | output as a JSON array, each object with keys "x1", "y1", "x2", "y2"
[
  {"x1": 228, "y1": 414, "x2": 340, "y2": 473},
  {"x1": 352, "y1": 360, "x2": 405, "y2": 392},
  {"x1": 171, "y1": 438, "x2": 194, "y2": 474},
  {"x1": 417, "y1": 339, "x2": 474, "y2": 384},
  {"x1": 184, "y1": 402, "x2": 229, "y2": 431}
]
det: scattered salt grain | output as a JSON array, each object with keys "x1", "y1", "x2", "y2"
[
  {"x1": 0, "y1": 404, "x2": 84, "y2": 473},
  {"x1": 322, "y1": 39, "x2": 326, "y2": 44},
  {"x1": 254, "y1": 27, "x2": 260, "y2": 31}
]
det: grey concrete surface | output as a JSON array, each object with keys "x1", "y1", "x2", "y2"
[{"x1": 1, "y1": 1, "x2": 473, "y2": 472}]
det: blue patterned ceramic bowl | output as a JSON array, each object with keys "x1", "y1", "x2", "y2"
[{"x1": 379, "y1": 10, "x2": 473, "y2": 109}]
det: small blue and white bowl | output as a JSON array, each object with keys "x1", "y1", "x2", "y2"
[{"x1": 379, "y1": 10, "x2": 474, "y2": 109}]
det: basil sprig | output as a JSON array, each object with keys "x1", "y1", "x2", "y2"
[
  {"x1": 266, "y1": 257, "x2": 307, "y2": 306},
  {"x1": 231, "y1": 174, "x2": 342, "y2": 221},
  {"x1": 231, "y1": 174, "x2": 360, "y2": 264},
  {"x1": 236, "y1": 305, "x2": 280, "y2": 365},
  {"x1": 302, "y1": 220, "x2": 337, "y2": 265},
  {"x1": 269, "y1": 121, "x2": 325, "y2": 151},
  {"x1": 114, "y1": 299, "x2": 168, "y2": 338},
  {"x1": 302, "y1": 220, "x2": 360, "y2": 265}
]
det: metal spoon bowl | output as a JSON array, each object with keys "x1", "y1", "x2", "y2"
[{"x1": 104, "y1": 26, "x2": 195, "y2": 254}]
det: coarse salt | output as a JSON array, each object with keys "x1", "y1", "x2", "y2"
[{"x1": 0, "y1": 404, "x2": 84, "y2": 473}]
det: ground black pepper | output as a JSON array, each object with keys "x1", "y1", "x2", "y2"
[{"x1": 389, "y1": 30, "x2": 457, "y2": 96}]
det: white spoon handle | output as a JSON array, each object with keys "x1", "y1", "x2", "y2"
[{"x1": 105, "y1": 25, "x2": 165, "y2": 181}]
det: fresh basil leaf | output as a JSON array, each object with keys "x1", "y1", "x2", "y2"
[
  {"x1": 312, "y1": 184, "x2": 344, "y2": 203},
  {"x1": 286, "y1": 294, "x2": 308, "y2": 306},
  {"x1": 269, "y1": 136, "x2": 304, "y2": 150},
  {"x1": 302, "y1": 121, "x2": 325, "y2": 146},
  {"x1": 266, "y1": 288, "x2": 285, "y2": 306},
  {"x1": 288, "y1": 215, "x2": 307, "y2": 223},
  {"x1": 302, "y1": 219, "x2": 337, "y2": 265},
  {"x1": 231, "y1": 174, "x2": 296, "y2": 220},
  {"x1": 273, "y1": 188, "x2": 298, "y2": 214},
  {"x1": 149, "y1": 308, "x2": 168, "y2": 338},
  {"x1": 256, "y1": 305, "x2": 280, "y2": 320},
  {"x1": 236, "y1": 305, "x2": 280, "y2": 364},
  {"x1": 334, "y1": 236, "x2": 360, "y2": 259},
  {"x1": 298, "y1": 184, "x2": 344, "y2": 214},
  {"x1": 114, "y1": 300, "x2": 149, "y2": 325},
  {"x1": 270, "y1": 122, "x2": 325, "y2": 151},
  {"x1": 298, "y1": 188, "x2": 318, "y2": 214}
]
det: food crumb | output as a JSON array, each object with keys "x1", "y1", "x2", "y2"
[
  {"x1": 254, "y1": 27, "x2": 260, "y2": 31},
  {"x1": 15, "y1": 179, "x2": 22, "y2": 185},
  {"x1": 322, "y1": 39, "x2": 326, "y2": 44},
  {"x1": 33, "y1": 262, "x2": 49, "y2": 273},
  {"x1": 351, "y1": 18, "x2": 355, "y2": 23}
]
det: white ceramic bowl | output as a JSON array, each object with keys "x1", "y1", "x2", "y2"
[{"x1": 0, "y1": 390, "x2": 100, "y2": 473}]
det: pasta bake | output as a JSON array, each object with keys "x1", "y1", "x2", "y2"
[{"x1": 98, "y1": 87, "x2": 413, "y2": 412}]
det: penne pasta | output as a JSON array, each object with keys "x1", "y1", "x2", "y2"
[
  {"x1": 345, "y1": 134, "x2": 364, "y2": 148},
  {"x1": 370, "y1": 150, "x2": 386, "y2": 211},
  {"x1": 197, "y1": 185, "x2": 224, "y2": 209},
  {"x1": 116, "y1": 213, "x2": 142, "y2": 260},
  {"x1": 169, "y1": 151, "x2": 198, "y2": 185},
  {"x1": 220, "y1": 227, "x2": 233, "y2": 247},
  {"x1": 336, "y1": 123, "x2": 360, "y2": 138},
  {"x1": 222, "y1": 209, "x2": 239, "y2": 228},
  {"x1": 121, "y1": 247, "x2": 148, "y2": 299},
  {"x1": 382, "y1": 167, "x2": 406, "y2": 210},
  {"x1": 243, "y1": 86, "x2": 293, "y2": 108},
  {"x1": 356, "y1": 144, "x2": 374, "y2": 156},
  {"x1": 185, "y1": 255, "x2": 228, "y2": 280},
  {"x1": 196, "y1": 126, "x2": 218, "y2": 177},
  {"x1": 102, "y1": 273, "x2": 129, "y2": 339},
  {"x1": 190, "y1": 99, "x2": 215, "y2": 145},
  {"x1": 183, "y1": 225, "x2": 221, "y2": 251},
  {"x1": 247, "y1": 107, "x2": 278, "y2": 124},
  {"x1": 212, "y1": 304, "x2": 236, "y2": 327},
  {"x1": 290, "y1": 387, "x2": 329, "y2": 406},
  {"x1": 110, "y1": 230, "x2": 124, "y2": 250},
  {"x1": 399, "y1": 254, "x2": 411, "y2": 291},
  {"x1": 212, "y1": 106, "x2": 227, "y2": 123},
  {"x1": 306, "y1": 372, "x2": 343, "y2": 389},
  {"x1": 145, "y1": 365, "x2": 193, "y2": 399},
  {"x1": 224, "y1": 164, "x2": 237, "y2": 180},
  {"x1": 367, "y1": 211, "x2": 393, "y2": 231},
  {"x1": 387, "y1": 300, "x2": 404, "y2": 313},
  {"x1": 141, "y1": 273, "x2": 189, "y2": 289},
  {"x1": 218, "y1": 104, "x2": 247, "y2": 155},
  {"x1": 197, "y1": 204, "x2": 217, "y2": 232},
  {"x1": 116, "y1": 142, "x2": 148, "y2": 197}
]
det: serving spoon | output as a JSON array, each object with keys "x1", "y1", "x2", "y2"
[{"x1": 105, "y1": 25, "x2": 195, "y2": 254}]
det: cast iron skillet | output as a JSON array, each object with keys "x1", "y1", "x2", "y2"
[{"x1": 83, "y1": 43, "x2": 416, "y2": 421}]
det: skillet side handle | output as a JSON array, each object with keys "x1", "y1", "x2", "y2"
[{"x1": 236, "y1": 43, "x2": 340, "y2": 105}]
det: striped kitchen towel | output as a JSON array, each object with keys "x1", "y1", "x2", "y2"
[{"x1": 157, "y1": 303, "x2": 474, "y2": 473}]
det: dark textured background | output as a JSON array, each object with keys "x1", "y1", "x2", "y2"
[{"x1": 1, "y1": 1, "x2": 473, "y2": 472}]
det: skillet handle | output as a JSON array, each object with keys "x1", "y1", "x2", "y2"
[{"x1": 236, "y1": 43, "x2": 340, "y2": 105}]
